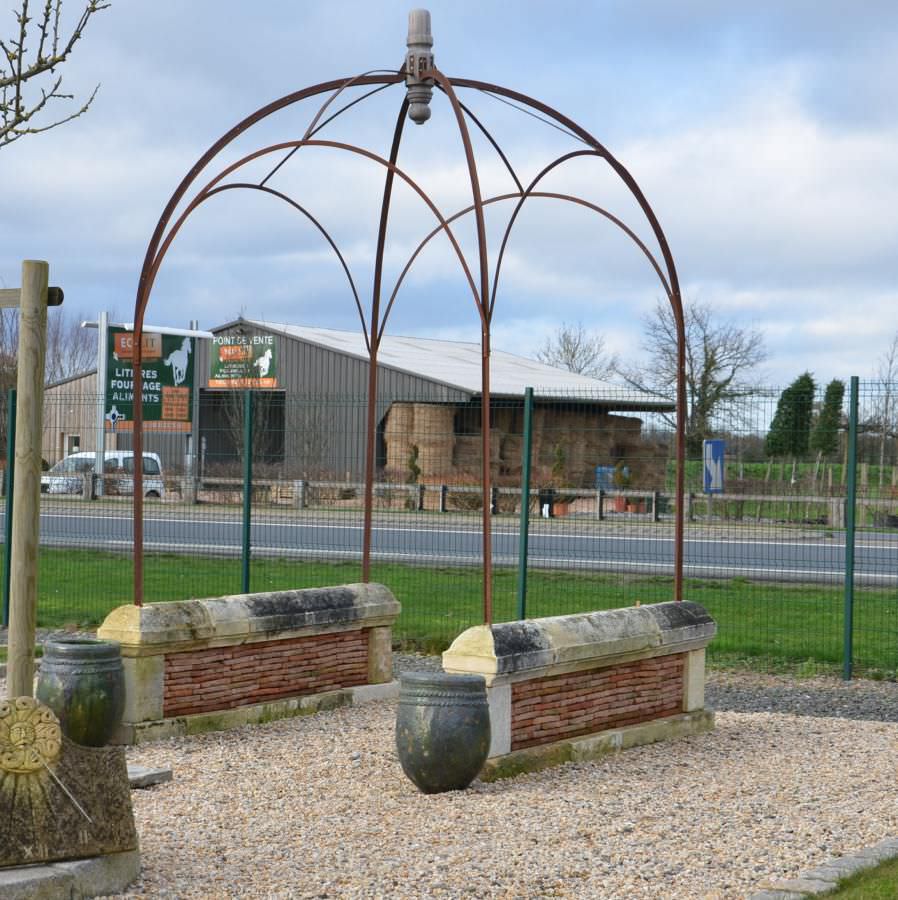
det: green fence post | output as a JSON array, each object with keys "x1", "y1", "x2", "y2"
[
  {"x1": 842, "y1": 375, "x2": 859, "y2": 681},
  {"x1": 516, "y1": 387, "x2": 534, "y2": 620},
  {"x1": 241, "y1": 389, "x2": 253, "y2": 595},
  {"x1": 2, "y1": 388, "x2": 16, "y2": 627}
]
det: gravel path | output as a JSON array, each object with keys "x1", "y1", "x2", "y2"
[{"x1": 2, "y1": 657, "x2": 897, "y2": 897}]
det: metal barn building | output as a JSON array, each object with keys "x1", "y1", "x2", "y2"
[{"x1": 43, "y1": 317, "x2": 673, "y2": 487}]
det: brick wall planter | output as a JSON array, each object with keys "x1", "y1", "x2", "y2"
[
  {"x1": 97, "y1": 583, "x2": 400, "y2": 744},
  {"x1": 442, "y1": 601, "x2": 716, "y2": 780}
]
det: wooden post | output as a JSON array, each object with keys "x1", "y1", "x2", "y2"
[{"x1": 7, "y1": 260, "x2": 49, "y2": 698}]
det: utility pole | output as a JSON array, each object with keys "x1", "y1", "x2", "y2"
[{"x1": 95, "y1": 310, "x2": 108, "y2": 496}]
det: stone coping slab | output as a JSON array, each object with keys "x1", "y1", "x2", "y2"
[
  {"x1": 0, "y1": 849, "x2": 140, "y2": 899},
  {"x1": 444, "y1": 601, "x2": 716, "y2": 683},
  {"x1": 98, "y1": 583, "x2": 400, "y2": 655}
]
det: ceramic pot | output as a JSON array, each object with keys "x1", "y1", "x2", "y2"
[
  {"x1": 395, "y1": 671, "x2": 490, "y2": 794},
  {"x1": 36, "y1": 637, "x2": 125, "y2": 746}
]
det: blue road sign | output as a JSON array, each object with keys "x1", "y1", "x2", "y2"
[{"x1": 703, "y1": 439, "x2": 725, "y2": 494}]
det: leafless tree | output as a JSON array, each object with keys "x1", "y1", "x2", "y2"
[
  {"x1": 218, "y1": 389, "x2": 283, "y2": 472},
  {"x1": 0, "y1": 304, "x2": 96, "y2": 459},
  {"x1": 0, "y1": 311, "x2": 17, "y2": 394},
  {"x1": 0, "y1": 305, "x2": 96, "y2": 388},
  {"x1": 1, "y1": 0, "x2": 110, "y2": 148},
  {"x1": 874, "y1": 331, "x2": 898, "y2": 485},
  {"x1": 46, "y1": 307, "x2": 96, "y2": 382},
  {"x1": 286, "y1": 401, "x2": 333, "y2": 479},
  {"x1": 617, "y1": 299, "x2": 767, "y2": 456},
  {"x1": 536, "y1": 321, "x2": 617, "y2": 380}
]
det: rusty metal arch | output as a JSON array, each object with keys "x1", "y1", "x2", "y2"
[
  {"x1": 137, "y1": 139, "x2": 483, "y2": 345},
  {"x1": 168, "y1": 183, "x2": 367, "y2": 341},
  {"x1": 385, "y1": 192, "x2": 671, "y2": 330},
  {"x1": 131, "y1": 136, "x2": 484, "y2": 604},
  {"x1": 130, "y1": 70, "x2": 687, "y2": 621}
]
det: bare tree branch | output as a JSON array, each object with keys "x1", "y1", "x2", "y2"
[
  {"x1": 45, "y1": 306, "x2": 97, "y2": 383},
  {"x1": 873, "y1": 330, "x2": 898, "y2": 483},
  {"x1": 0, "y1": 304, "x2": 97, "y2": 388},
  {"x1": 536, "y1": 321, "x2": 618, "y2": 381},
  {"x1": 1, "y1": 0, "x2": 109, "y2": 148},
  {"x1": 616, "y1": 299, "x2": 767, "y2": 455}
]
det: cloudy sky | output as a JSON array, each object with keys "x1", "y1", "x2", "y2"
[{"x1": 2, "y1": 0, "x2": 896, "y2": 386}]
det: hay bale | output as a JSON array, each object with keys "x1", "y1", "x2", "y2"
[
  {"x1": 384, "y1": 403, "x2": 415, "y2": 471},
  {"x1": 410, "y1": 405, "x2": 455, "y2": 480}
]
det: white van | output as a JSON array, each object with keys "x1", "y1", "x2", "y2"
[{"x1": 41, "y1": 451, "x2": 165, "y2": 498}]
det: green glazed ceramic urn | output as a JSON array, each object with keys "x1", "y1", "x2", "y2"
[
  {"x1": 36, "y1": 637, "x2": 125, "y2": 747},
  {"x1": 396, "y1": 671, "x2": 491, "y2": 794}
]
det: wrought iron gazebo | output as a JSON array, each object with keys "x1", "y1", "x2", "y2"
[{"x1": 129, "y1": 10, "x2": 687, "y2": 620}]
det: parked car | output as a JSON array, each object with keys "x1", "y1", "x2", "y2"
[{"x1": 40, "y1": 451, "x2": 165, "y2": 498}]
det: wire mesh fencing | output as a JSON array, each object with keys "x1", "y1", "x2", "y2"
[{"x1": 1, "y1": 379, "x2": 896, "y2": 678}]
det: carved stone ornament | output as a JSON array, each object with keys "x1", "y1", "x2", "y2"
[
  {"x1": 0, "y1": 696, "x2": 62, "y2": 774},
  {"x1": 0, "y1": 697, "x2": 138, "y2": 869}
]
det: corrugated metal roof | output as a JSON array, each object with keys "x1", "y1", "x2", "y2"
[{"x1": 241, "y1": 320, "x2": 674, "y2": 411}]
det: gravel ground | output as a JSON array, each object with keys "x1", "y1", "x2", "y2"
[{"x1": 2, "y1": 656, "x2": 898, "y2": 898}]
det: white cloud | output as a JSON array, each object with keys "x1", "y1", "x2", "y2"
[
  {"x1": 620, "y1": 75, "x2": 898, "y2": 280},
  {"x1": 2, "y1": 2, "x2": 897, "y2": 392}
]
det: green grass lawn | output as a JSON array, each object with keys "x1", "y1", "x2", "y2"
[
  {"x1": 6, "y1": 547, "x2": 896, "y2": 677},
  {"x1": 827, "y1": 856, "x2": 898, "y2": 898},
  {"x1": 676, "y1": 458, "x2": 896, "y2": 492}
]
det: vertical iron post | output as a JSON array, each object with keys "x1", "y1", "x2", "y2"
[
  {"x1": 94, "y1": 310, "x2": 108, "y2": 498},
  {"x1": 187, "y1": 318, "x2": 200, "y2": 484},
  {"x1": 516, "y1": 387, "x2": 534, "y2": 620},
  {"x1": 241, "y1": 389, "x2": 253, "y2": 594},
  {"x1": 480, "y1": 338, "x2": 493, "y2": 625},
  {"x1": 2, "y1": 388, "x2": 16, "y2": 627},
  {"x1": 842, "y1": 376, "x2": 859, "y2": 680}
]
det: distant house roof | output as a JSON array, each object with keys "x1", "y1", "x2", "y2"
[
  {"x1": 235, "y1": 320, "x2": 674, "y2": 412},
  {"x1": 46, "y1": 368, "x2": 97, "y2": 389}
]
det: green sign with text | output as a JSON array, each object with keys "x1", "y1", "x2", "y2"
[
  {"x1": 209, "y1": 332, "x2": 278, "y2": 388},
  {"x1": 105, "y1": 327, "x2": 194, "y2": 432}
]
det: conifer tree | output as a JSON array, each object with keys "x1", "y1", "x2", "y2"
[
  {"x1": 791, "y1": 372, "x2": 816, "y2": 457},
  {"x1": 810, "y1": 379, "x2": 845, "y2": 458},
  {"x1": 766, "y1": 373, "x2": 816, "y2": 458}
]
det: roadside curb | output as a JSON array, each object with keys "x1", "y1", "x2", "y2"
[{"x1": 751, "y1": 836, "x2": 898, "y2": 898}]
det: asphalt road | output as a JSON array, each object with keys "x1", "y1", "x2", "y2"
[{"x1": 20, "y1": 502, "x2": 898, "y2": 585}]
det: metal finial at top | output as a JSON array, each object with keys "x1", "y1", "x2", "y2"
[{"x1": 405, "y1": 9, "x2": 434, "y2": 124}]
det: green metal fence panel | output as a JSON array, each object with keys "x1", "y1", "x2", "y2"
[
  {"x1": 843, "y1": 377, "x2": 859, "y2": 680},
  {"x1": 241, "y1": 389, "x2": 254, "y2": 594},
  {"x1": 516, "y1": 386, "x2": 534, "y2": 620},
  {"x1": 4, "y1": 381, "x2": 897, "y2": 677}
]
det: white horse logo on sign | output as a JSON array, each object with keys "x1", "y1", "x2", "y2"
[
  {"x1": 163, "y1": 338, "x2": 191, "y2": 386},
  {"x1": 254, "y1": 347, "x2": 273, "y2": 378}
]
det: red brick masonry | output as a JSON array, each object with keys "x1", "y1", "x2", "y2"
[
  {"x1": 163, "y1": 629, "x2": 370, "y2": 717},
  {"x1": 510, "y1": 653, "x2": 685, "y2": 750}
]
